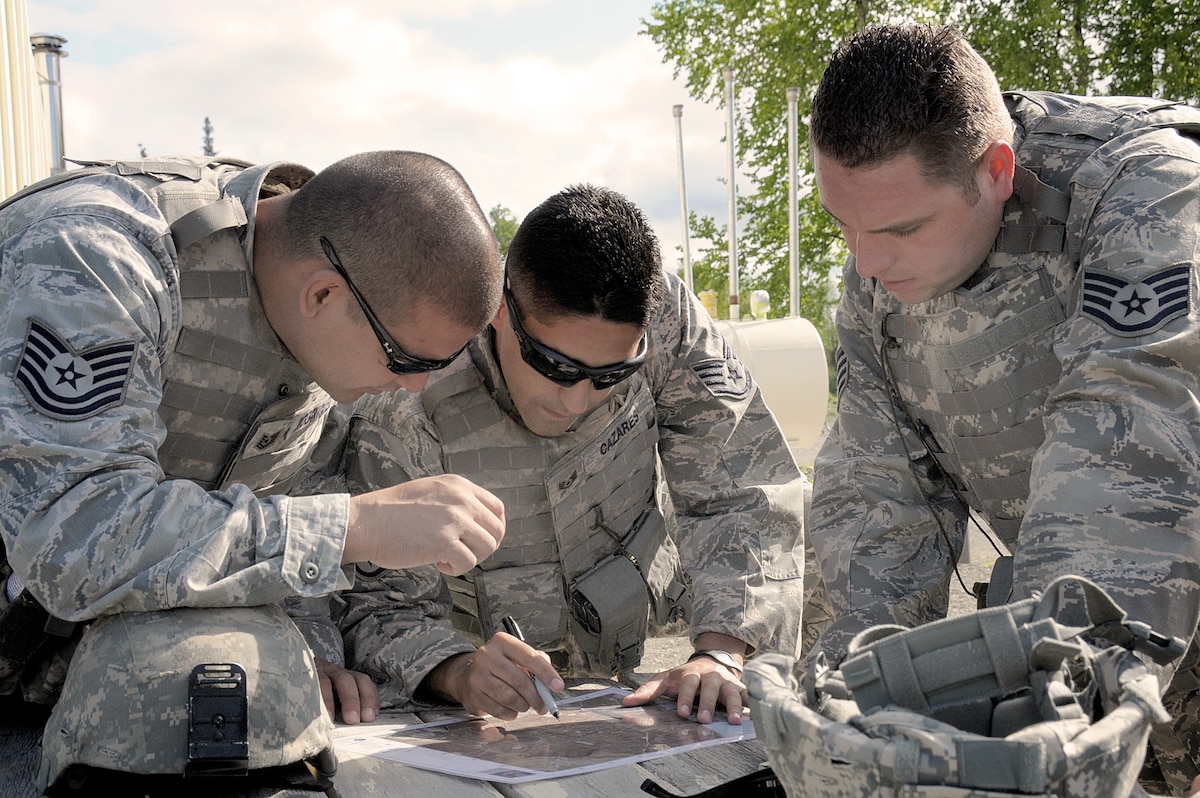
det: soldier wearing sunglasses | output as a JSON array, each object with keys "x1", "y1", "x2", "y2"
[
  {"x1": 291, "y1": 184, "x2": 807, "y2": 728},
  {"x1": 0, "y1": 150, "x2": 509, "y2": 785}
]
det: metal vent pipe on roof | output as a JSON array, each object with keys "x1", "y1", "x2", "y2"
[{"x1": 30, "y1": 33, "x2": 67, "y2": 173}]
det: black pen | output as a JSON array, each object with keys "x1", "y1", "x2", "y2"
[{"x1": 500, "y1": 614, "x2": 560, "y2": 719}]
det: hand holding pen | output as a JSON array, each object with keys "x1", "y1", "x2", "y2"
[{"x1": 501, "y1": 614, "x2": 561, "y2": 719}]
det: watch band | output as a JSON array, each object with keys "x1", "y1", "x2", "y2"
[{"x1": 687, "y1": 649, "x2": 743, "y2": 676}]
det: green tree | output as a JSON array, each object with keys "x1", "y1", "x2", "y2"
[
  {"x1": 644, "y1": 0, "x2": 1200, "y2": 342},
  {"x1": 202, "y1": 117, "x2": 216, "y2": 157},
  {"x1": 489, "y1": 204, "x2": 519, "y2": 258},
  {"x1": 951, "y1": 0, "x2": 1200, "y2": 102}
]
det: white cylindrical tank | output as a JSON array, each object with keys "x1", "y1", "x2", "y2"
[{"x1": 714, "y1": 317, "x2": 828, "y2": 447}]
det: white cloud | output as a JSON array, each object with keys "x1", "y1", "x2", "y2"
[{"x1": 25, "y1": 0, "x2": 741, "y2": 271}]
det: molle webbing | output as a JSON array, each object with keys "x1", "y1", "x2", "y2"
[
  {"x1": 178, "y1": 269, "x2": 250, "y2": 300},
  {"x1": 168, "y1": 197, "x2": 247, "y2": 253},
  {"x1": 993, "y1": 165, "x2": 1072, "y2": 255},
  {"x1": 1012, "y1": 165, "x2": 1070, "y2": 223},
  {"x1": 173, "y1": 327, "x2": 282, "y2": 374},
  {"x1": 880, "y1": 272, "x2": 1065, "y2": 520}
]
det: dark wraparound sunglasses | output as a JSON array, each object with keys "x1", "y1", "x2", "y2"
[
  {"x1": 320, "y1": 236, "x2": 466, "y2": 374},
  {"x1": 503, "y1": 282, "x2": 646, "y2": 389}
]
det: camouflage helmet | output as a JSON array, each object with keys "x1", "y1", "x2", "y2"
[
  {"x1": 745, "y1": 575, "x2": 1186, "y2": 798},
  {"x1": 37, "y1": 605, "x2": 336, "y2": 793}
]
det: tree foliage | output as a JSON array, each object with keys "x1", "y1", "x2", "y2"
[
  {"x1": 202, "y1": 117, "x2": 216, "y2": 157},
  {"x1": 489, "y1": 204, "x2": 520, "y2": 258},
  {"x1": 952, "y1": 0, "x2": 1200, "y2": 101},
  {"x1": 643, "y1": 0, "x2": 1200, "y2": 342}
]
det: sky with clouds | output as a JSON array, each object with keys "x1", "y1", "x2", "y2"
[{"x1": 24, "y1": 0, "x2": 741, "y2": 272}]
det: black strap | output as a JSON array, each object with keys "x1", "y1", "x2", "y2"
[
  {"x1": 0, "y1": 578, "x2": 80, "y2": 696},
  {"x1": 641, "y1": 767, "x2": 784, "y2": 798}
]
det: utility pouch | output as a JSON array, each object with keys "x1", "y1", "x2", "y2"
[
  {"x1": 569, "y1": 547, "x2": 648, "y2": 675},
  {"x1": 568, "y1": 507, "x2": 675, "y2": 674}
]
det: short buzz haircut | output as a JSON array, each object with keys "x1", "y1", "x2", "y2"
[
  {"x1": 810, "y1": 24, "x2": 1012, "y2": 202},
  {"x1": 282, "y1": 150, "x2": 501, "y2": 331},
  {"x1": 505, "y1": 184, "x2": 665, "y2": 328}
]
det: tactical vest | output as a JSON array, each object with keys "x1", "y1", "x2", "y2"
[
  {"x1": 0, "y1": 157, "x2": 334, "y2": 700},
  {"x1": 418, "y1": 341, "x2": 690, "y2": 676},
  {"x1": 124, "y1": 159, "x2": 335, "y2": 496},
  {"x1": 875, "y1": 91, "x2": 1200, "y2": 550}
]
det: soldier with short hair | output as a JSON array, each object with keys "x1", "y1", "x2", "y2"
[
  {"x1": 0, "y1": 151, "x2": 506, "y2": 790},
  {"x1": 292, "y1": 184, "x2": 807, "y2": 729},
  {"x1": 804, "y1": 23, "x2": 1200, "y2": 796}
]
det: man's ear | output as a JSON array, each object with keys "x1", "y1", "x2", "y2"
[
  {"x1": 980, "y1": 139, "x2": 1015, "y2": 203},
  {"x1": 489, "y1": 299, "x2": 507, "y2": 335},
  {"x1": 300, "y1": 270, "x2": 342, "y2": 319}
]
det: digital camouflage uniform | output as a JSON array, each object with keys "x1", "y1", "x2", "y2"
[
  {"x1": 0, "y1": 158, "x2": 351, "y2": 704},
  {"x1": 809, "y1": 92, "x2": 1200, "y2": 794},
  {"x1": 291, "y1": 272, "x2": 807, "y2": 708}
]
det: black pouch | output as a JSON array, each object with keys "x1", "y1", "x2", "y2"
[
  {"x1": 568, "y1": 506, "x2": 669, "y2": 672},
  {"x1": 569, "y1": 546, "x2": 649, "y2": 675}
]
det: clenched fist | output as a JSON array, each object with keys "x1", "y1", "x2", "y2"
[{"x1": 343, "y1": 474, "x2": 505, "y2": 575}]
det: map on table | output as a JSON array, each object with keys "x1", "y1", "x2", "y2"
[{"x1": 334, "y1": 687, "x2": 756, "y2": 783}]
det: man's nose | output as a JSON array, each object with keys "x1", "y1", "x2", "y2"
[
  {"x1": 559, "y1": 380, "x2": 594, "y2": 413},
  {"x1": 851, "y1": 232, "x2": 892, "y2": 279}
]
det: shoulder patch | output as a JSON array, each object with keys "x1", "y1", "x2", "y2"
[
  {"x1": 15, "y1": 318, "x2": 137, "y2": 420},
  {"x1": 1080, "y1": 264, "x2": 1192, "y2": 337},
  {"x1": 835, "y1": 346, "x2": 848, "y2": 399},
  {"x1": 690, "y1": 350, "x2": 752, "y2": 400}
]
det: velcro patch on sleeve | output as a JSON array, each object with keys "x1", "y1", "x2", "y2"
[
  {"x1": 1080, "y1": 263, "x2": 1192, "y2": 337},
  {"x1": 15, "y1": 318, "x2": 137, "y2": 420},
  {"x1": 690, "y1": 350, "x2": 752, "y2": 399}
]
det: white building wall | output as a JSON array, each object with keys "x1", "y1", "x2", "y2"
[{"x1": 2, "y1": 0, "x2": 50, "y2": 200}]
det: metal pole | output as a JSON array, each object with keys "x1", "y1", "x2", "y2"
[
  {"x1": 30, "y1": 33, "x2": 67, "y2": 173},
  {"x1": 787, "y1": 87, "x2": 800, "y2": 318},
  {"x1": 672, "y1": 105, "x2": 694, "y2": 292},
  {"x1": 724, "y1": 68, "x2": 739, "y2": 321}
]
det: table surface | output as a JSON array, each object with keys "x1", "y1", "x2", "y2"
[{"x1": 0, "y1": 679, "x2": 769, "y2": 798}]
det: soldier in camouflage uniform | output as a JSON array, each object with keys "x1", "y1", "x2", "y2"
[
  {"x1": 292, "y1": 184, "x2": 807, "y2": 728},
  {"x1": 804, "y1": 24, "x2": 1200, "y2": 796},
  {"x1": 0, "y1": 152, "x2": 507, "y2": 777}
]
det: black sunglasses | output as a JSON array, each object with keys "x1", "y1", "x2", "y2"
[
  {"x1": 320, "y1": 236, "x2": 465, "y2": 374},
  {"x1": 503, "y1": 283, "x2": 646, "y2": 390}
]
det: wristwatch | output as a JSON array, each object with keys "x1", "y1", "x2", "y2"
[{"x1": 687, "y1": 649, "x2": 743, "y2": 676}]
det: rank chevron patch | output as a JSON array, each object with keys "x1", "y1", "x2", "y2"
[
  {"x1": 835, "y1": 346, "x2": 849, "y2": 399},
  {"x1": 15, "y1": 318, "x2": 137, "y2": 420},
  {"x1": 691, "y1": 349, "x2": 752, "y2": 399},
  {"x1": 1080, "y1": 264, "x2": 1193, "y2": 337}
]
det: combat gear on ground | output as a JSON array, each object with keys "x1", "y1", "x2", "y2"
[{"x1": 747, "y1": 576, "x2": 1186, "y2": 797}]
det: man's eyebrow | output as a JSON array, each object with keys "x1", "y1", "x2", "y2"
[
  {"x1": 818, "y1": 200, "x2": 842, "y2": 225},
  {"x1": 818, "y1": 201, "x2": 932, "y2": 234}
]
